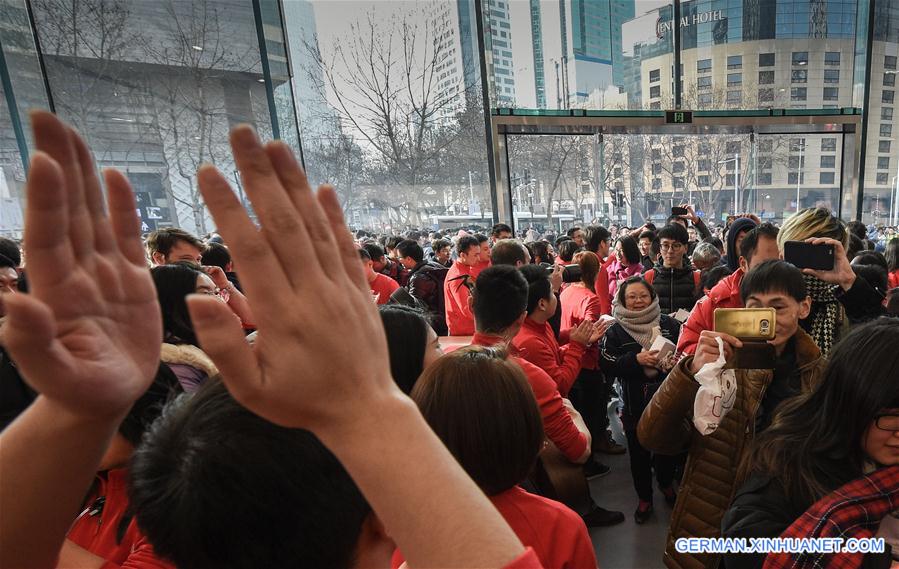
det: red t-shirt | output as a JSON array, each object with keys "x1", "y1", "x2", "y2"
[
  {"x1": 67, "y1": 469, "x2": 174, "y2": 569},
  {"x1": 370, "y1": 273, "x2": 399, "y2": 305},
  {"x1": 471, "y1": 333, "x2": 588, "y2": 462},
  {"x1": 393, "y1": 487, "x2": 595, "y2": 569},
  {"x1": 559, "y1": 285, "x2": 602, "y2": 370},
  {"x1": 444, "y1": 260, "x2": 477, "y2": 335},
  {"x1": 592, "y1": 255, "x2": 616, "y2": 316}
]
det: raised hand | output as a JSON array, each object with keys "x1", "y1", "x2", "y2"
[
  {"x1": 185, "y1": 127, "x2": 396, "y2": 430},
  {"x1": 2, "y1": 112, "x2": 161, "y2": 419},
  {"x1": 801, "y1": 237, "x2": 856, "y2": 291}
]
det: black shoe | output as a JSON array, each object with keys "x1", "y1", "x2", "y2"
[
  {"x1": 582, "y1": 505, "x2": 626, "y2": 527},
  {"x1": 634, "y1": 502, "x2": 654, "y2": 524},
  {"x1": 661, "y1": 486, "x2": 677, "y2": 506},
  {"x1": 593, "y1": 431, "x2": 627, "y2": 455},
  {"x1": 583, "y1": 460, "x2": 611, "y2": 480}
]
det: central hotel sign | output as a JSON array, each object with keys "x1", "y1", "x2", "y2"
[{"x1": 656, "y1": 10, "x2": 725, "y2": 38}]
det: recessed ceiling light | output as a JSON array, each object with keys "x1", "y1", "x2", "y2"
[
  {"x1": 192, "y1": 45, "x2": 203, "y2": 51},
  {"x1": 257, "y1": 78, "x2": 265, "y2": 83},
  {"x1": 110, "y1": 117, "x2": 134, "y2": 122}
]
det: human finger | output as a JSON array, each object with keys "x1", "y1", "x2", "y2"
[
  {"x1": 196, "y1": 164, "x2": 292, "y2": 302},
  {"x1": 715, "y1": 332, "x2": 744, "y2": 349},
  {"x1": 317, "y1": 184, "x2": 370, "y2": 296},
  {"x1": 188, "y1": 295, "x2": 262, "y2": 400},
  {"x1": 31, "y1": 112, "x2": 95, "y2": 261},
  {"x1": 229, "y1": 126, "x2": 313, "y2": 287},
  {"x1": 21, "y1": 152, "x2": 77, "y2": 290},
  {"x1": 103, "y1": 169, "x2": 147, "y2": 267},
  {"x1": 1, "y1": 293, "x2": 73, "y2": 393},
  {"x1": 71, "y1": 126, "x2": 115, "y2": 255},
  {"x1": 264, "y1": 142, "x2": 343, "y2": 281}
]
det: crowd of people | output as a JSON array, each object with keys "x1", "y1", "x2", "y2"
[{"x1": 1, "y1": 111, "x2": 898, "y2": 569}]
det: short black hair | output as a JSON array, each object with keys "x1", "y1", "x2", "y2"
[
  {"x1": 358, "y1": 248, "x2": 372, "y2": 262},
  {"x1": 740, "y1": 259, "x2": 808, "y2": 303},
  {"x1": 361, "y1": 243, "x2": 385, "y2": 261},
  {"x1": 555, "y1": 235, "x2": 572, "y2": 248},
  {"x1": 853, "y1": 264, "x2": 889, "y2": 296},
  {"x1": 702, "y1": 265, "x2": 734, "y2": 292},
  {"x1": 565, "y1": 226, "x2": 582, "y2": 238},
  {"x1": 519, "y1": 265, "x2": 553, "y2": 315},
  {"x1": 151, "y1": 263, "x2": 205, "y2": 346},
  {"x1": 740, "y1": 223, "x2": 780, "y2": 263},
  {"x1": 490, "y1": 240, "x2": 529, "y2": 266},
  {"x1": 0, "y1": 253, "x2": 16, "y2": 271},
  {"x1": 475, "y1": 234, "x2": 489, "y2": 244},
  {"x1": 851, "y1": 250, "x2": 888, "y2": 271},
  {"x1": 557, "y1": 240, "x2": 581, "y2": 263},
  {"x1": 386, "y1": 236, "x2": 404, "y2": 251},
  {"x1": 657, "y1": 223, "x2": 689, "y2": 245},
  {"x1": 584, "y1": 225, "x2": 611, "y2": 254},
  {"x1": 431, "y1": 238, "x2": 451, "y2": 252},
  {"x1": 847, "y1": 220, "x2": 867, "y2": 240},
  {"x1": 396, "y1": 240, "x2": 424, "y2": 263},
  {"x1": 491, "y1": 223, "x2": 513, "y2": 237},
  {"x1": 200, "y1": 242, "x2": 231, "y2": 270},
  {"x1": 638, "y1": 230, "x2": 656, "y2": 242},
  {"x1": 379, "y1": 305, "x2": 430, "y2": 394},
  {"x1": 472, "y1": 265, "x2": 529, "y2": 334},
  {"x1": 119, "y1": 364, "x2": 183, "y2": 446},
  {"x1": 0, "y1": 237, "x2": 21, "y2": 267},
  {"x1": 129, "y1": 380, "x2": 371, "y2": 569},
  {"x1": 456, "y1": 235, "x2": 480, "y2": 254}
]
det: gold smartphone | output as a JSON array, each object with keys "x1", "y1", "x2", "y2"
[{"x1": 714, "y1": 308, "x2": 776, "y2": 340}]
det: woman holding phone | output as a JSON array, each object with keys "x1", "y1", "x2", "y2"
[{"x1": 600, "y1": 276, "x2": 681, "y2": 523}]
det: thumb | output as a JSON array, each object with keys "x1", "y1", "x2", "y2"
[
  {"x1": 188, "y1": 295, "x2": 262, "y2": 400},
  {"x1": 2, "y1": 293, "x2": 72, "y2": 389}
]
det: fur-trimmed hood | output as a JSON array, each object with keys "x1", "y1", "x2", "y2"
[{"x1": 160, "y1": 343, "x2": 218, "y2": 378}]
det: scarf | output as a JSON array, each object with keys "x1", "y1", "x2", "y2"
[
  {"x1": 802, "y1": 274, "x2": 842, "y2": 356},
  {"x1": 612, "y1": 297, "x2": 661, "y2": 350}
]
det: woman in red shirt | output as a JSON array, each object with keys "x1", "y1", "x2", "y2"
[
  {"x1": 886, "y1": 238, "x2": 899, "y2": 290},
  {"x1": 393, "y1": 347, "x2": 598, "y2": 569}
]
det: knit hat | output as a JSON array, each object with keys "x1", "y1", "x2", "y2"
[{"x1": 725, "y1": 217, "x2": 758, "y2": 271}]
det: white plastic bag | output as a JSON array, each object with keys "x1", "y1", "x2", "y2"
[{"x1": 693, "y1": 336, "x2": 737, "y2": 435}]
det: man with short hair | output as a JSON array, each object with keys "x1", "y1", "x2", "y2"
[
  {"x1": 429, "y1": 238, "x2": 452, "y2": 268},
  {"x1": 490, "y1": 239, "x2": 530, "y2": 267},
  {"x1": 470, "y1": 266, "x2": 624, "y2": 527},
  {"x1": 644, "y1": 224, "x2": 701, "y2": 314},
  {"x1": 678, "y1": 223, "x2": 781, "y2": 354},
  {"x1": 584, "y1": 225, "x2": 614, "y2": 315},
  {"x1": 473, "y1": 234, "x2": 491, "y2": 276},
  {"x1": 639, "y1": 260, "x2": 825, "y2": 569},
  {"x1": 638, "y1": 230, "x2": 656, "y2": 272},
  {"x1": 490, "y1": 223, "x2": 514, "y2": 244},
  {"x1": 146, "y1": 228, "x2": 205, "y2": 266},
  {"x1": 443, "y1": 235, "x2": 481, "y2": 335},
  {"x1": 360, "y1": 248, "x2": 399, "y2": 305},
  {"x1": 385, "y1": 236, "x2": 404, "y2": 260},
  {"x1": 667, "y1": 204, "x2": 711, "y2": 255},
  {"x1": 567, "y1": 226, "x2": 586, "y2": 248},
  {"x1": 201, "y1": 242, "x2": 242, "y2": 292},
  {"x1": 363, "y1": 243, "x2": 409, "y2": 286},
  {"x1": 396, "y1": 240, "x2": 449, "y2": 335}
]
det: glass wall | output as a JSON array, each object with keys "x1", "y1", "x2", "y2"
[{"x1": 282, "y1": 0, "x2": 492, "y2": 232}]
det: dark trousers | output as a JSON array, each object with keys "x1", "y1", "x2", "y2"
[
  {"x1": 624, "y1": 428, "x2": 676, "y2": 503},
  {"x1": 569, "y1": 367, "x2": 611, "y2": 444}
]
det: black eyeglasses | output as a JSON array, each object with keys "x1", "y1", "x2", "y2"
[{"x1": 875, "y1": 414, "x2": 899, "y2": 432}]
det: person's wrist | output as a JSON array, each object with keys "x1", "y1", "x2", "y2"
[
  {"x1": 315, "y1": 383, "x2": 415, "y2": 448},
  {"x1": 837, "y1": 270, "x2": 856, "y2": 291},
  {"x1": 39, "y1": 395, "x2": 127, "y2": 432}
]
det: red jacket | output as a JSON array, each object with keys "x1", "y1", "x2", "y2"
[
  {"x1": 444, "y1": 261, "x2": 477, "y2": 335},
  {"x1": 393, "y1": 486, "x2": 596, "y2": 569},
  {"x1": 513, "y1": 318, "x2": 585, "y2": 397},
  {"x1": 889, "y1": 269, "x2": 899, "y2": 290},
  {"x1": 67, "y1": 469, "x2": 174, "y2": 569},
  {"x1": 559, "y1": 285, "x2": 601, "y2": 370},
  {"x1": 471, "y1": 333, "x2": 589, "y2": 462},
  {"x1": 677, "y1": 268, "x2": 745, "y2": 355},
  {"x1": 592, "y1": 255, "x2": 616, "y2": 316},
  {"x1": 472, "y1": 258, "x2": 491, "y2": 278}
]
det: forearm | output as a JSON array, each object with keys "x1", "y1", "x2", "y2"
[
  {"x1": 561, "y1": 398, "x2": 592, "y2": 464},
  {"x1": 319, "y1": 393, "x2": 524, "y2": 569},
  {"x1": 57, "y1": 539, "x2": 108, "y2": 569},
  {"x1": 1, "y1": 397, "x2": 120, "y2": 568},
  {"x1": 225, "y1": 288, "x2": 256, "y2": 327},
  {"x1": 694, "y1": 218, "x2": 711, "y2": 240}
]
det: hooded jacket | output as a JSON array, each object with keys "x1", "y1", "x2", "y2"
[{"x1": 725, "y1": 218, "x2": 758, "y2": 271}]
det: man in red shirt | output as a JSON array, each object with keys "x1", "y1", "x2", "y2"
[
  {"x1": 360, "y1": 248, "x2": 399, "y2": 305},
  {"x1": 678, "y1": 223, "x2": 780, "y2": 354},
  {"x1": 472, "y1": 234, "x2": 492, "y2": 277},
  {"x1": 469, "y1": 265, "x2": 625, "y2": 526},
  {"x1": 444, "y1": 235, "x2": 482, "y2": 335}
]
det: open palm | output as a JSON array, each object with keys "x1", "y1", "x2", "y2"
[{"x1": 2, "y1": 112, "x2": 161, "y2": 418}]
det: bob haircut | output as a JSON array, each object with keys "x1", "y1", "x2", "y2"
[
  {"x1": 411, "y1": 346, "x2": 544, "y2": 496},
  {"x1": 777, "y1": 207, "x2": 849, "y2": 252},
  {"x1": 378, "y1": 304, "x2": 431, "y2": 394},
  {"x1": 615, "y1": 276, "x2": 657, "y2": 308}
]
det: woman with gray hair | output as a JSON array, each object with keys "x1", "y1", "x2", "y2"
[{"x1": 691, "y1": 241, "x2": 722, "y2": 272}]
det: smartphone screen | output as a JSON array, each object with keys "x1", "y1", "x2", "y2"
[
  {"x1": 671, "y1": 206, "x2": 688, "y2": 216},
  {"x1": 783, "y1": 241, "x2": 835, "y2": 271}
]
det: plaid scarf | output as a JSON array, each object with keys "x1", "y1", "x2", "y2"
[
  {"x1": 763, "y1": 465, "x2": 899, "y2": 569},
  {"x1": 803, "y1": 275, "x2": 842, "y2": 356}
]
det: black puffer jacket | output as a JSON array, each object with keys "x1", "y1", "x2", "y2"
[
  {"x1": 599, "y1": 314, "x2": 681, "y2": 430},
  {"x1": 647, "y1": 262, "x2": 701, "y2": 314},
  {"x1": 406, "y1": 261, "x2": 449, "y2": 336}
]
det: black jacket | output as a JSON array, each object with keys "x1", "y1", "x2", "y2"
[
  {"x1": 0, "y1": 346, "x2": 36, "y2": 432},
  {"x1": 648, "y1": 262, "x2": 700, "y2": 314},
  {"x1": 406, "y1": 261, "x2": 449, "y2": 336},
  {"x1": 599, "y1": 314, "x2": 680, "y2": 430},
  {"x1": 721, "y1": 474, "x2": 892, "y2": 569}
]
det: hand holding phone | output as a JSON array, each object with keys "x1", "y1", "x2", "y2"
[
  {"x1": 792, "y1": 238, "x2": 857, "y2": 291},
  {"x1": 783, "y1": 241, "x2": 835, "y2": 271}
]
